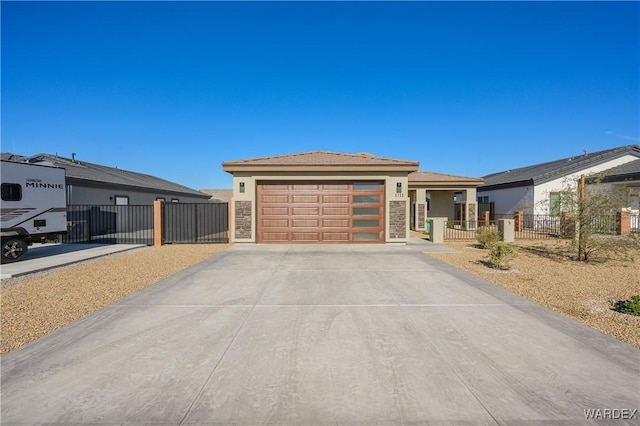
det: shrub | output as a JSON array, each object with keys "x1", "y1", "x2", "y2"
[
  {"x1": 476, "y1": 226, "x2": 500, "y2": 249},
  {"x1": 614, "y1": 295, "x2": 640, "y2": 316},
  {"x1": 487, "y1": 242, "x2": 517, "y2": 270},
  {"x1": 446, "y1": 221, "x2": 455, "y2": 229}
]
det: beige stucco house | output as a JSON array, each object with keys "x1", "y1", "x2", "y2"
[
  {"x1": 409, "y1": 171, "x2": 485, "y2": 231},
  {"x1": 223, "y1": 151, "x2": 483, "y2": 244}
]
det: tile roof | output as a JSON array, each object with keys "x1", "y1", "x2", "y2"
[
  {"x1": 2, "y1": 153, "x2": 209, "y2": 198},
  {"x1": 409, "y1": 171, "x2": 484, "y2": 185},
  {"x1": 481, "y1": 144, "x2": 640, "y2": 189},
  {"x1": 200, "y1": 189, "x2": 233, "y2": 202},
  {"x1": 223, "y1": 150, "x2": 419, "y2": 167}
]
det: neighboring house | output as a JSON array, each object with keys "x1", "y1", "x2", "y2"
[
  {"x1": 222, "y1": 150, "x2": 484, "y2": 244},
  {"x1": 200, "y1": 189, "x2": 233, "y2": 203},
  {"x1": 588, "y1": 159, "x2": 640, "y2": 230},
  {"x1": 1, "y1": 153, "x2": 210, "y2": 205},
  {"x1": 478, "y1": 144, "x2": 640, "y2": 216}
]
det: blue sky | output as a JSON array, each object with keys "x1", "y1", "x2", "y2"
[{"x1": 2, "y1": 1, "x2": 638, "y2": 190}]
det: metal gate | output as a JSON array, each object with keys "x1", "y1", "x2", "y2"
[
  {"x1": 64, "y1": 205, "x2": 154, "y2": 245},
  {"x1": 163, "y1": 203, "x2": 229, "y2": 243}
]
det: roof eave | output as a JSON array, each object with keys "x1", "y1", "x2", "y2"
[
  {"x1": 409, "y1": 180, "x2": 484, "y2": 188},
  {"x1": 66, "y1": 177, "x2": 210, "y2": 199},
  {"x1": 223, "y1": 164, "x2": 419, "y2": 173},
  {"x1": 478, "y1": 179, "x2": 533, "y2": 191},
  {"x1": 589, "y1": 172, "x2": 640, "y2": 184}
]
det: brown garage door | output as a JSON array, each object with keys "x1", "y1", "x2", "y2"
[{"x1": 257, "y1": 181, "x2": 384, "y2": 243}]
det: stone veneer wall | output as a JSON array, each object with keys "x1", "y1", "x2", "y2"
[
  {"x1": 235, "y1": 201, "x2": 252, "y2": 239},
  {"x1": 390, "y1": 201, "x2": 407, "y2": 239},
  {"x1": 468, "y1": 203, "x2": 477, "y2": 221},
  {"x1": 417, "y1": 204, "x2": 425, "y2": 228}
]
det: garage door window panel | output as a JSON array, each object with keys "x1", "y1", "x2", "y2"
[
  {"x1": 354, "y1": 219, "x2": 379, "y2": 227},
  {"x1": 354, "y1": 195, "x2": 380, "y2": 203},
  {"x1": 353, "y1": 207, "x2": 379, "y2": 215},
  {"x1": 353, "y1": 183, "x2": 380, "y2": 191},
  {"x1": 354, "y1": 232, "x2": 381, "y2": 241}
]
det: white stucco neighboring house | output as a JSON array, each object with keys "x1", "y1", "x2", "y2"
[
  {"x1": 477, "y1": 144, "x2": 640, "y2": 216},
  {"x1": 588, "y1": 158, "x2": 640, "y2": 230}
]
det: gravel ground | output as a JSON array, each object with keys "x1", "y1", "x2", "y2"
[
  {"x1": 0, "y1": 243, "x2": 231, "y2": 355},
  {"x1": 424, "y1": 236, "x2": 640, "y2": 348}
]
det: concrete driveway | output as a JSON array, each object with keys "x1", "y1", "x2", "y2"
[
  {"x1": 2, "y1": 243, "x2": 639, "y2": 425},
  {"x1": 0, "y1": 243, "x2": 144, "y2": 278}
]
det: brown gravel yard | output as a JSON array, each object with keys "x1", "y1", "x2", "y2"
[
  {"x1": 0, "y1": 243, "x2": 231, "y2": 355},
  {"x1": 425, "y1": 236, "x2": 640, "y2": 349}
]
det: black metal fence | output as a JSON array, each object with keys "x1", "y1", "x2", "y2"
[
  {"x1": 444, "y1": 220, "x2": 498, "y2": 240},
  {"x1": 64, "y1": 205, "x2": 154, "y2": 244},
  {"x1": 516, "y1": 215, "x2": 561, "y2": 239},
  {"x1": 587, "y1": 214, "x2": 619, "y2": 235},
  {"x1": 163, "y1": 202, "x2": 228, "y2": 243},
  {"x1": 443, "y1": 214, "x2": 629, "y2": 241}
]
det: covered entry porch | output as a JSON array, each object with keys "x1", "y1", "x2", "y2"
[{"x1": 408, "y1": 171, "x2": 485, "y2": 232}]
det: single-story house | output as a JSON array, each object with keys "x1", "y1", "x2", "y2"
[
  {"x1": 478, "y1": 144, "x2": 640, "y2": 216},
  {"x1": 588, "y1": 159, "x2": 640, "y2": 228},
  {"x1": 1, "y1": 153, "x2": 211, "y2": 205},
  {"x1": 222, "y1": 151, "x2": 483, "y2": 244}
]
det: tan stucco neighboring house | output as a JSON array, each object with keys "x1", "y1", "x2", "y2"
[
  {"x1": 200, "y1": 189, "x2": 233, "y2": 202},
  {"x1": 222, "y1": 150, "x2": 484, "y2": 244}
]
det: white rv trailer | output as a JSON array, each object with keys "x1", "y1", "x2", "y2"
[{"x1": 1, "y1": 160, "x2": 67, "y2": 263}]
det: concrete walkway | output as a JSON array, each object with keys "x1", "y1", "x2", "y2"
[
  {"x1": 2, "y1": 244, "x2": 639, "y2": 425},
  {"x1": 0, "y1": 243, "x2": 145, "y2": 278}
]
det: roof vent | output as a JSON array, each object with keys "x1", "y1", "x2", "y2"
[
  {"x1": 583, "y1": 149, "x2": 588, "y2": 156},
  {"x1": 71, "y1": 152, "x2": 77, "y2": 162}
]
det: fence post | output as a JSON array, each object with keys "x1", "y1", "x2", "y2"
[
  {"x1": 513, "y1": 211, "x2": 523, "y2": 232},
  {"x1": 429, "y1": 217, "x2": 447, "y2": 244},
  {"x1": 498, "y1": 219, "x2": 515, "y2": 243},
  {"x1": 481, "y1": 211, "x2": 490, "y2": 227},
  {"x1": 153, "y1": 200, "x2": 164, "y2": 246},
  {"x1": 617, "y1": 211, "x2": 631, "y2": 236},
  {"x1": 227, "y1": 199, "x2": 233, "y2": 243}
]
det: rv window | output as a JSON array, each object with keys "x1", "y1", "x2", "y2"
[{"x1": 1, "y1": 183, "x2": 22, "y2": 201}]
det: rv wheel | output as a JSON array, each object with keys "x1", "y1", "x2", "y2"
[{"x1": 1, "y1": 238, "x2": 28, "y2": 263}]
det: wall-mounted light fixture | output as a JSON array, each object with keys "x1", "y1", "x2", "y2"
[
  {"x1": 239, "y1": 182, "x2": 245, "y2": 193},
  {"x1": 396, "y1": 182, "x2": 402, "y2": 194}
]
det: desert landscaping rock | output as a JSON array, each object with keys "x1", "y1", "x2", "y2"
[
  {"x1": 428, "y1": 238, "x2": 640, "y2": 348},
  {"x1": 0, "y1": 244, "x2": 231, "y2": 354}
]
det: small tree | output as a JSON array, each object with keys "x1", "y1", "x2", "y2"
[{"x1": 540, "y1": 174, "x2": 638, "y2": 262}]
